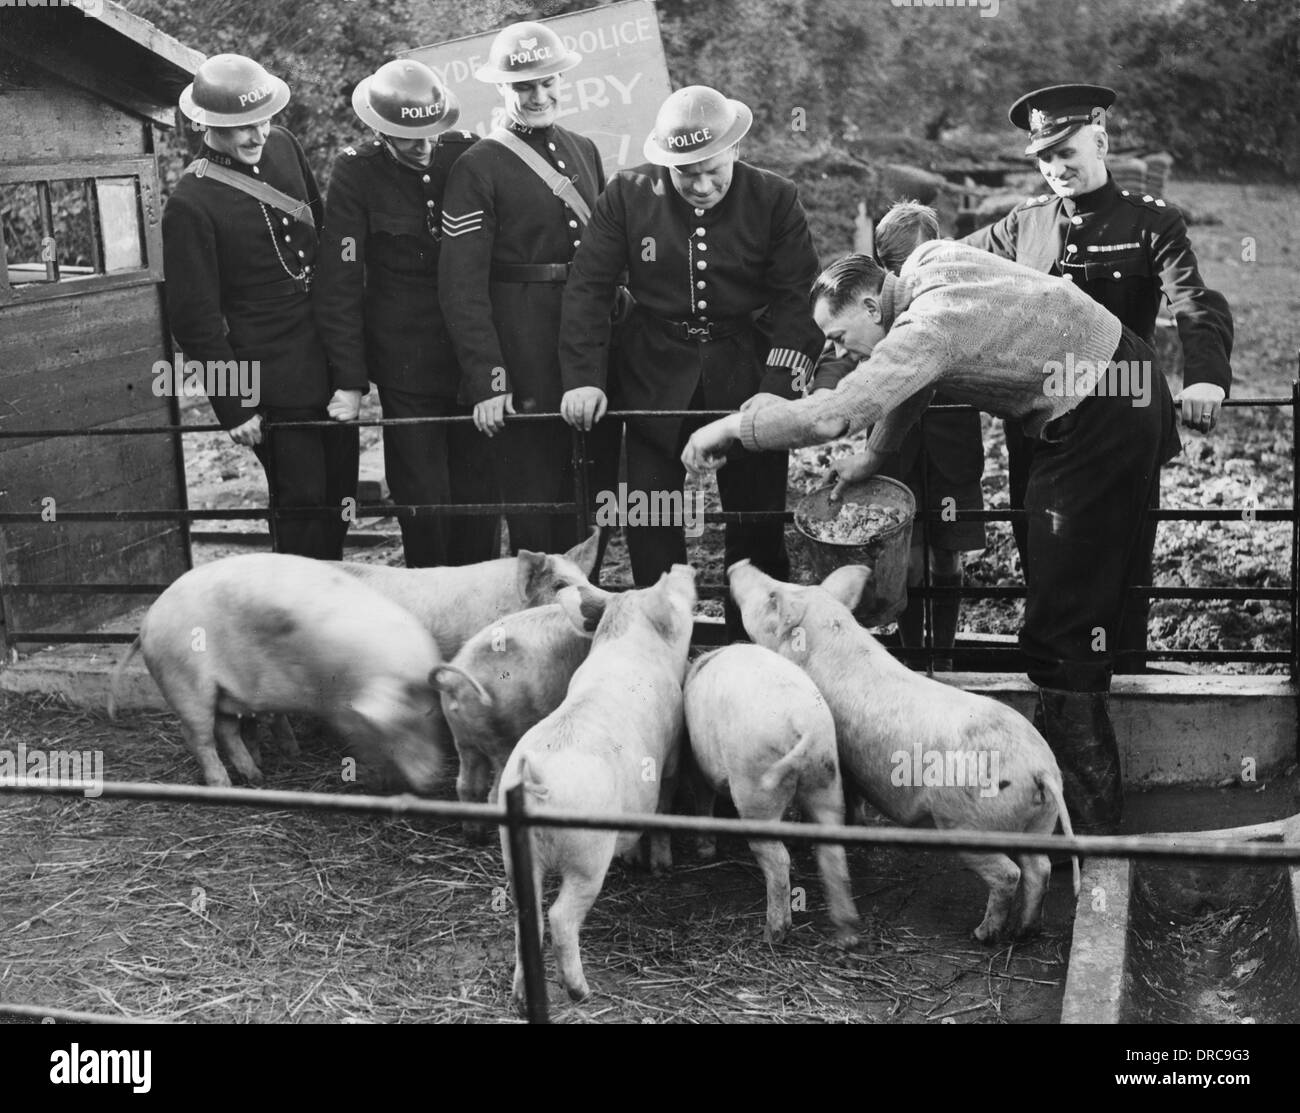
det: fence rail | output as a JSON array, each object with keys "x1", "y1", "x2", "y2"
[
  {"x1": 2, "y1": 388, "x2": 1296, "y2": 674},
  {"x1": 2, "y1": 776, "x2": 1298, "y2": 1024}
]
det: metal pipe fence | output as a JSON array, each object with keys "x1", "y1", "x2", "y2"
[
  {"x1": 1, "y1": 776, "x2": 1298, "y2": 1024},
  {"x1": 1, "y1": 389, "x2": 1296, "y2": 675}
]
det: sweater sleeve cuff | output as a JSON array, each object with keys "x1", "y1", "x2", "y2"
[{"x1": 738, "y1": 409, "x2": 764, "y2": 453}]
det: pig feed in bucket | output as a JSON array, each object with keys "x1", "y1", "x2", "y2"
[{"x1": 794, "y1": 476, "x2": 915, "y2": 626}]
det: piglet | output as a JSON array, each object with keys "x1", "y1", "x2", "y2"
[
  {"x1": 499, "y1": 564, "x2": 697, "y2": 1011},
  {"x1": 431, "y1": 603, "x2": 591, "y2": 841},
  {"x1": 109, "y1": 553, "x2": 443, "y2": 792},
  {"x1": 728, "y1": 560, "x2": 1079, "y2": 943},
  {"x1": 684, "y1": 643, "x2": 861, "y2": 947}
]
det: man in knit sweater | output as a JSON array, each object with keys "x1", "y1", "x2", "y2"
[{"x1": 683, "y1": 242, "x2": 1181, "y2": 834}]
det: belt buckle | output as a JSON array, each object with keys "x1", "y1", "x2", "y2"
[{"x1": 686, "y1": 323, "x2": 712, "y2": 341}]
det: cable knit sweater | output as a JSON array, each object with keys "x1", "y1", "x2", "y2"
[{"x1": 738, "y1": 239, "x2": 1125, "y2": 454}]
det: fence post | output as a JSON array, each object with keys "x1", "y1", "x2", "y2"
[
  {"x1": 571, "y1": 425, "x2": 592, "y2": 544},
  {"x1": 1291, "y1": 377, "x2": 1298, "y2": 701},
  {"x1": 504, "y1": 783, "x2": 549, "y2": 1024},
  {"x1": 263, "y1": 418, "x2": 281, "y2": 552}
]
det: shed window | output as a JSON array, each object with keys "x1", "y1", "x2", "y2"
[{"x1": 0, "y1": 158, "x2": 159, "y2": 303}]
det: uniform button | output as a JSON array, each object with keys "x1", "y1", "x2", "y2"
[
  {"x1": 1121, "y1": 190, "x2": 1130, "y2": 196},
  {"x1": 422, "y1": 174, "x2": 431, "y2": 183},
  {"x1": 1113, "y1": 270, "x2": 1122, "y2": 279},
  {"x1": 696, "y1": 280, "x2": 706, "y2": 289},
  {"x1": 252, "y1": 166, "x2": 260, "y2": 175},
  {"x1": 693, "y1": 207, "x2": 704, "y2": 217},
  {"x1": 297, "y1": 249, "x2": 306, "y2": 258},
  {"x1": 697, "y1": 300, "x2": 708, "y2": 309},
  {"x1": 284, "y1": 235, "x2": 291, "y2": 243},
  {"x1": 427, "y1": 200, "x2": 436, "y2": 208},
  {"x1": 1142, "y1": 194, "x2": 1153, "y2": 202},
  {"x1": 548, "y1": 142, "x2": 557, "y2": 151},
  {"x1": 568, "y1": 220, "x2": 578, "y2": 229},
  {"x1": 1071, "y1": 215, "x2": 1083, "y2": 225},
  {"x1": 696, "y1": 226, "x2": 705, "y2": 235},
  {"x1": 697, "y1": 242, "x2": 707, "y2": 251},
  {"x1": 281, "y1": 217, "x2": 290, "y2": 226},
  {"x1": 557, "y1": 160, "x2": 566, "y2": 169},
  {"x1": 1063, "y1": 273, "x2": 1074, "y2": 282},
  {"x1": 697, "y1": 260, "x2": 707, "y2": 270},
  {"x1": 1065, "y1": 244, "x2": 1077, "y2": 253},
  {"x1": 573, "y1": 239, "x2": 581, "y2": 248}
]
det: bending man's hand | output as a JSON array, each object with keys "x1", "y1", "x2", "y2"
[
  {"x1": 829, "y1": 448, "x2": 886, "y2": 500},
  {"x1": 473, "y1": 393, "x2": 515, "y2": 436},
  {"x1": 682, "y1": 414, "x2": 743, "y2": 477},
  {"x1": 1174, "y1": 382, "x2": 1225, "y2": 433},
  {"x1": 561, "y1": 386, "x2": 607, "y2": 431}
]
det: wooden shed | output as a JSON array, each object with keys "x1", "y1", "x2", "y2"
[{"x1": 0, "y1": 1, "x2": 203, "y2": 651}]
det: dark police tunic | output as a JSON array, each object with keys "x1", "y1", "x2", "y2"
[
  {"x1": 314, "y1": 134, "x2": 497, "y2": 567},
  {"x1": 162, "y1": 124, "x2": 358, "y2": 559},
  {"x1": 560, "y1": 159, "x2": 825, "y2": 602},
  {"x1": 964, "y1": 172, "x2": 1234, "y2": 670},
  {"x1": 438, "y1": 119, "x2": 605, "y2": 555}
]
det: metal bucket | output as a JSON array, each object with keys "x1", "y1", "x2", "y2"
[{"x1": 794, "y1": 476, "x2": 916, "y2": 626}]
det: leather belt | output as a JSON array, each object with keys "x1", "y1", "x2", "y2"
[
  {"x1": 227, "y1": 277, "x2": 308, "y2": 300},
  {"x1": 490, "y1": 262, "x2": 571, "y2": 283},
  {"x1": 648, "y1": 313, "x2": 749, "y2": 343}
]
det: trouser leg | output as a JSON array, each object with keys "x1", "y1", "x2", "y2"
[
  {"x1": 714, "y1": 441, "x2": 790, "y2": 639},
  {"x1": 445, "y1": 403, "x2": 501, "y2": 565},
  {"x1": 1004, "y1": 419, "x2": 1036, "y2": 576},
  {"x1": 623, "y1": 415, "x2": 688, "y2": 586},
  {"x1": 490, "y1": 418, "x2": 577, "y2": 555},
  {"x1": 256, "y1": 410, "x2": 351, "y2": 560},
  {"x1": 376, "y1": 387, "x2": 451, "y2": 568}
]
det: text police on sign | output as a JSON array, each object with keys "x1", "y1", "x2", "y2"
[{"x1": 402, "y1": 0, "x2": 671, "y2": 172}]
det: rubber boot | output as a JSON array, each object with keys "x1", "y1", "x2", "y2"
[
  {"x1": 929, "y1": 571, "x2": 963, "y2": 671},
  {"x1": 1033, "y1": 687, "x2": 1124, "y2": 837}
]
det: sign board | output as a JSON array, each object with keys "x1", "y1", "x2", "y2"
[{"x1": 402, "y1": 0, "x2": 672, "y2": 173}]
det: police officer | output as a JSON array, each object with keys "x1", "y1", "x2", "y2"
[
  {"x1": 314, "y1": 59, "x2": 498, "y2": 567},
  {"x1": 439, "y1": 21, "x2": 615, "y2": 557},
  {"x1": 965, "y1": 84, "x2": 1234, "y2": 671},
  {"x1": 559, "y1": 86, "x2": 825, "y2": 632},
  {"x1": 957, "y1": 84, "x2": 1233, "y2": 833},
  {"x1": 163, "y1": 53, "x2": 359, "y2": 560}
]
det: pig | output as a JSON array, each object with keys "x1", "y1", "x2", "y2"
[
  {"x1": 499, "y1": 565, "x2": 697, "y2": 1011},
  {"x1": 338, "y1": 529, "x2": 599, "y2": 759},
  {"x1": 339, "y1": 529, "x2": 599, "y2": 662},
  {"x1": 727, "y1": 559, "x2": 1079, "y2": 943},
  {"x1": 108, "y1": 553, "x2": 444, "y2": 792},
  {"x1": 431, "y1": 603, "x2": 592, "y2": 841},
  {"x1": 683, "y1": 644, "x2": 860, "y2": 947}
]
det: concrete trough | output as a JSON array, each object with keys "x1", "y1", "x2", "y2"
[{"x1": 1062, "y1": 814, "x2": 1300, "y2": 1024}]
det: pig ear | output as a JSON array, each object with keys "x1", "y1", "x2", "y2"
[
  {"x1": 821, "y1": 565, "x2": 874, "y2": 612},
  {"x1": 515, "y1": 550, "x2": 551, "y2": 604},
  {"x1": 563, "y1": 527, "x2": 601, "y2": 579},
  {"x1": 558, "y1": 583, "x2": 608, "y2": 637},
  {"x1": 664, "y1": 563, "x2": 698, "y2": 610}
]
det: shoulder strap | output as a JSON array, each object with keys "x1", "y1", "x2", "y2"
[
  {"x1": 185, "y1": 158, "x2": 316, "y2": 229},
  {"x1": 488, "y1": 127, "x2": 592, "y2": 225}
]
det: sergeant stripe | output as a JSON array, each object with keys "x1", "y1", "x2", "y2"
[{"x1": 442, "y1": 209, "x2": 484, "y2": 237}]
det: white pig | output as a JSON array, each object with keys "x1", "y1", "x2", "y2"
[
  {"x1": 728, "y1": 560, "x2": 1079, "y2": 943},
  {"x1": 108, "y1": 553, "x2": 444, "y2": 792},
  {"x1": 684, "y1": 644, "x2": 860, "y2": 947},
  {"x1": 499, "y1": 564, "x2": 697, "y2": 1011},
  {"x1": 339, "y1": 530, "x2": 598, "y2": 759},
  {"x1": 431, "y1": 603, "x2": 592, "y2": 841},
  {"x1": 339, "y1": 529, "x2": 599, "y2": 662}
]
